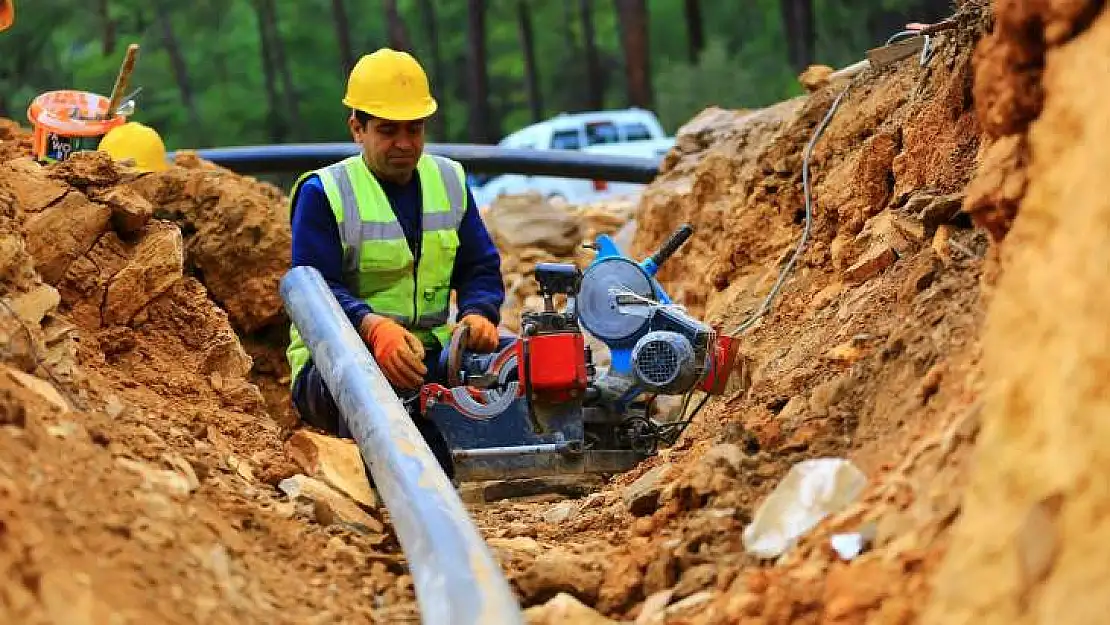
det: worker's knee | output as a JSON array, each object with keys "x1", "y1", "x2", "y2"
[
  {"x1": 293, "y1": 360, "x2": 456, "y2": 479},
  {"x1": 292, "y1": 361, "x2": 351, "y2": 438}
]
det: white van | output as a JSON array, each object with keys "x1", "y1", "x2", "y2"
[{"x1": 471, "y1": 108, "x2": 674, "y2": 207}]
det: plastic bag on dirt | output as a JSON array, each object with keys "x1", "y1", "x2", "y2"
[{"x1": 742, "y1": 458, "x2": 867, "y2": 559}]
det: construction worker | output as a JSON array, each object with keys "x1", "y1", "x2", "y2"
[
  {"x1": 98, "y1": 121, "x2": 170, "y2": 172},
  {"x1": 0, "y1": 1, "x2": 13, "y2": 31},
  {"x1": 286, "y1": 48, "x2": 506, "y2": 479}
]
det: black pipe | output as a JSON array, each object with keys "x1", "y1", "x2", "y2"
[{"x1": 172, "y1": 142, "x2": 662, "y2": 182}]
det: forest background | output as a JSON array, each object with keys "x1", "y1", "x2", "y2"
[{"x1": 1, "y1": 0, "x2": 954, "y2": 150}]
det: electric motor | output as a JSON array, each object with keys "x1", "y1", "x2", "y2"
[{"x1": 631, "y1": 331, "x2": 700, "y2": 394}]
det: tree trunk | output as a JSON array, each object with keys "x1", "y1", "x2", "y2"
[
  {"x1": 779, "y1": 0, "x2": 816, "y2": 72},
  {"x1": 684, "y1": 0, "x2": 704, "y2": 63},
  {"x1": 330, "y1": 0, "x2": 356, "y2": 75},
  {"x1": 464, "y1": 0, "x2": 494, "y2": 143},
  {"x1": 252, "y1": 1, "x2": 285, "y2": 142},
  {"x1": 383, "y1": 0, "x2": 412, "y2": 52},
  {"x1": 153, "y1": 3, "x2": 204, "y2": 142},
  {"x1": 416, "y1": 0, "x2": 447, "y2": 139},
  {"x1": 261, "y1": 0, "x2": 302, "y2": 139},
  {"x1": 98, "y1": 0, "x2": 116, "y2": 56},
  {"x1": 579, "y1": 0, "x2": 604, "y2": 110},
  {"x1": 614, "y1": 0, "x2": 653, "y2": 109},
  {"x1": 558, "y1": 2, "x2": 583, "y2": 112},
  {"x1": 516, "y1": 0, "x2": 543, "y2": 122}
]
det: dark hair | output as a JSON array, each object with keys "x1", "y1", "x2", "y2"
[{"x1": 353, "y1": 109, "x2": 374, "y2": 128}]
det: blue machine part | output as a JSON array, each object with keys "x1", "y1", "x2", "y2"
[
  {"x1": 426, "y1": 397, "x2": 583, "y2": 450},
  {"x1": 585, "y1": 233, "x2": 677, "y2": 375},
  {"x1": 590, "y1": 233, "x2": 674, "y2": 305},
  {"x1": 583, "y1": 233, "x2": 680, "y2": 412},
  {"x1": 428, "y1": 231, "x2": 687, "y2": 452}
]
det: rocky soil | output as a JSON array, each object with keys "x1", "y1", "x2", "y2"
[{"x1": 3, "y1": 1, "x2": 1109, "y2": 623}]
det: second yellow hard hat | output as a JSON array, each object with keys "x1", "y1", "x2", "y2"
[
  {"x1": 343, "y1": 48, "x2": 438, "y2": 121},
  {"x1": 98, "y1": 122, "x2": 169, "y2": 173}
]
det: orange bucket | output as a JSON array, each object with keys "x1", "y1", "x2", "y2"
[{"x1": 26, "y1": 90, "x2": 128, "y2": 163}]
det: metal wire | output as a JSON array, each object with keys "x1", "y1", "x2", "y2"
[
  {"x1": 726, "y1": 21, "x2": 950, "y2": 339},
  {"x1": 886, "y1": 30, "x2": 920, "y2": 45},
  {"x1": 727, "y1": 76, "x2": 858, "y2": 337}
]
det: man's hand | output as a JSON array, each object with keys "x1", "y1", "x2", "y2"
[
  {"x1": 460, "y1": 314, "x2": 499, "y2": 353},
  {"x1": 360, "y1": 315, "x2": 427, "y2": 389}
]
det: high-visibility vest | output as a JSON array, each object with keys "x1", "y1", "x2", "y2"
[{"x1": 285, "y1": 153, "x2": 468, "y2": 387}]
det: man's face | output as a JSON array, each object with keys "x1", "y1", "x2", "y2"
[{"x1": 350, "y1": 115, "x2": 425, "y2": 182}]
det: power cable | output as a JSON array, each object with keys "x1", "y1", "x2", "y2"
[
  {"x1": 727, "y1": 75, "x2": 858, "y2": 337},
  {"x1": 726, "y1": 20, "x2": 954, "y2": 338}
]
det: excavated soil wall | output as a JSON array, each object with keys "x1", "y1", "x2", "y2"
[{"x1": 926, "y1": 2, "x2": 1110, "y2": 624}]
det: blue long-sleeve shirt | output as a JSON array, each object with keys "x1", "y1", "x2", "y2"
[{"x1": 290, "y1": 167, "x2": 505, "y2": 337}]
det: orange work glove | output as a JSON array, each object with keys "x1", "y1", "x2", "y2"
[
  {"x1": 460, "y1": 314, "x2": 499, "y2": 353},
  {"x1": 360, "y1": 315, "x2": 427, "y2": 390}
]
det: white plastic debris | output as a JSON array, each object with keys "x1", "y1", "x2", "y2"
[
  {"x1": 831, "y1": 533, "x2": 866, "y2": 560},
  {"x1": 742, "y1": 458, "x2": 868, "y2": 559},
  {"x1": 830, "y1": 520, "x2": 877, "y2": 561}
]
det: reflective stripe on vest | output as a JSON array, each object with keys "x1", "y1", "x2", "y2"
[{"x1": 285, "y1": 153, "x2": 467, "y2": 387}]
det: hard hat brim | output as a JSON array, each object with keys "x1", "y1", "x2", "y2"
[{"x1": 342, "y1": 96, "x2": 438, "y2": 122}]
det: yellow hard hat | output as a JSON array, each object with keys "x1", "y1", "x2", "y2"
[
  {"x1": 343, "y1": 48, "x2": 437, "y2": 121},
  {"x1": 98, "y1": 122, "x2": 169, "y2": 172},
  {"x1": 1, "y1": 1, "x2": 14, "y2": 31}
]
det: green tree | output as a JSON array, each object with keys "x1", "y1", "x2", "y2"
[{"x1": 1, "y1": 0, "x2": 957, "y2": 149}]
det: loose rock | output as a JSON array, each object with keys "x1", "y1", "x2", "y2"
[
  {"x1": 284, "y1": 430, "x2": 378, "y2": 509},
  {"x1": 485, "y1": 194, "x2": 582, "y2": 255},
  {"x1": 542, "y1": 500, "x2": 581, "y2": 525},
  {"x1": 524, "y1": 592, "x2": 617, "y2": 625},
  {"x1": 623, "y1": 464, "x2": 675, "y2": 516},
  {"x1": 844, "y1": 244, "x2": 897, "y2": 285},
  {"x1": 23, "y1": 192, "x2": 112, "y2": 283},
  {"x1": 3, "y1": 365, "x2": 69, "y2": 413},
  {"x1": 91, "y1": 185, "x2": 154, "y2": 234},
  {"x1": 7, "y1": 284, "x2": 60, "y2": 326},
  {"x1": 102, "y1": 222, "x2": 184, "y2": 325},
  {"x1": 516, "y1": 550, "x2": 603, "y2": 604},
  {"x1": 278, "y1": 474, "x2": 384, "y2": 535},
  {"x1": 1, "y1": 157, "x2": 69, "y2": 212}
]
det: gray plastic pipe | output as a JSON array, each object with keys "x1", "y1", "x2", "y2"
[{"x1": 279, "y1": 266, "x2": 523, "y2": 625}]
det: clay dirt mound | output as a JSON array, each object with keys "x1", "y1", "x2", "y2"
[
  {"x1": 504, "y1": 1, "x2": 1110, "y2": 623},
  {"x1": 0, "y1": 143, "x2": 417, "y2": 623},
  {"x1": 0, "y1": 119, "x2": 644, "y2": 624},
  {"x1": 125, "y1": 152, "x2": 292, "y2": 335},
  {"x1": 926, "y1": 2, "x2": 1110, "y2": 624}
]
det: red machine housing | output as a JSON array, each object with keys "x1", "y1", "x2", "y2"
[
  {"x1": 518, "y1": 332, "x2": 588, "y2": 401},
  {"x1": 699, "y1": 332, "x2": 741, "y2": 395}
]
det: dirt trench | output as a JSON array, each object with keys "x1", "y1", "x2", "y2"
[{"x1": 2, "y1": 1, "x2": 1109, "y2": 623}]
